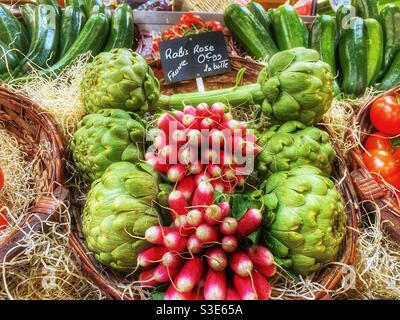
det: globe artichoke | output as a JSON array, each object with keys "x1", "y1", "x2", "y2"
[
  {"x1": 82, "y1": 161, "x2": 160, "y2": 272},
  {"x1": 257, "y1": 121, "x2": 336, "y2": 177},
  {"x1": 261, "y1": 165, "x2": 346, "y2": 276},
  {"x1": 71, "y1": 108, "x2": 145, "y2": 182},
  {"x1": 80, "y1": 48, "x2": 160, "y2": 114}
]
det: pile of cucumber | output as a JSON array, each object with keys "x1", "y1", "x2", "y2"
[
  {"x1": 0, "y1": 0, "x2": 134, "y2": 81},
  {"x1": 224, "y1": 1, "x2": 400, "y2": 98}
]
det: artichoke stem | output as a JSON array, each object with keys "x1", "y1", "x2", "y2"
[{"x1": 155, "y1": 83, "x2": 265, "y2": 111}]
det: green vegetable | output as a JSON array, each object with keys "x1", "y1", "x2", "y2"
[
  {"x1": 0, "y1": 3, "x2": 29, "y2": 54},
  {"x1": 37, "y1": 0, "x2": 61, "y2": 20},
  {"x1": 71, "y1": 108, "x2": 145, "y2": 182},
  {"x1": 82, "y1": 161, "x2": 160, "y2": 273},
  {"x1": 339, "y1": 17, "x2": 368, "y2": 97},
  {"x1": 257, "y1": 121, "x2": 336, "y2": 177},
  {"x1": 20, "y1": 4, "x2": 36, "y2": 40},
  {"x1": 336, "y1": 4, "x2": 355, "y2": 38},
  {"x1": 65, "y1": 0, "x2": 85, "y2": 8},
  {"x1": 379, "y1": 4, "x2": 400, "y2": 79},
  {"x1": 354, "y1": 0, "x2": 379, "y2": 20},
  {"x1": 224, "y1": 4, "x2": 278, "y2": 60},
  {"x1": 261, "y1": 165, "x2": 347, "y2": 276},
  {"x1": 377, "y1": 50, "x2": 400, "y2": 90},
  {"x1": 39, "y1": 13, "x2": 109, "y2": 77},
  {"x1": 309, "y1": 15, "x2": 340, "y2": 96},
  {"x1": 0, "y1": 40, "x2": 19, "y2": 77},
  {"x1": 365, "y1": 18, "x2": 383, "y2": 86},
  {"x1": 58, "y1": 5, "x2": 86, "y2": 59},
  {"x1": 104, "y1": 3, "x2": 134, "y2": 52},
  {"x1": 90, "y1": 2, "x2": 111, "y2": 19},
  {"x1": 246, "y1": 2, "x2": 274, "y2": 37},
  {"x1": 272, "y1": 4, "x2": 308, "y2": 51},
  {"x1": 80, "y1": 48, "x2": 160, "y2": 114},
  {"x1": 83, "y1": 0, "x2": 103, "y2": 17}
]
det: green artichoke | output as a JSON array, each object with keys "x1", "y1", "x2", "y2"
[
  {"x1": 71, "y1": 108, "x2": 145, "y2": 182},
  {"x1": 257, "y1": 121, "x2": 336, "y2": 176},
  {"x1": 80, "y1": 48, "x2": 160, "y2": 114},
  {"x1": 261, "y1": 165, "x2": 346, "y2": 276},
  {"x1": 82, "y1": 161, "x2": 160, "y2": 272}
]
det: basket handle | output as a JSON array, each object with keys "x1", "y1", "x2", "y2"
[{"x1": 0, "y1": 186, "x2": 69, "y2": 263}]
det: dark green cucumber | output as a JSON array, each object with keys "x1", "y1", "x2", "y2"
[
  {"x1": 104, "y1": 3, "x2": 133, "y2": 51},
  {"x1": 65, "y1": 0, "x2": 85, "y2": 8},
  {"x1": 39, "y1": 13, "x2": 109, "y2": 76},
  {"x1": 377, "y1": 50, "x2": 400, "y2": 90},
  {"x1": 37, "y1": 0, "x2": 61, "y2": 18},
  {"x1": 309, "y1": 15, "x2": 340, "y2": 95},
  {"x1": 365, "y1": 18, "x2": 383, "y2": 86},
  {"x1": 0, "y1": 3, "x2": 29, "y2": 54},
  {"x1": 83, "y1": 0, "x2": 102, "y2": 17},
  {"x1": 272, "y1": 4, "x2": 309, "y2": 50},
  {"x1": 90, "y1": 3, "x2": 111, "y2": 19},
  {"x1": 379, "y1": 4, "x2": 400, "y2": 79},
  {"x1": 339, "y1": 16, "x2": 368, "y2": 97},
  {"x1": 58, "y1": 5, "x2": 86, "y2": 58},
  {"x1": 0, "y1": 40, "x2": 20, "y2": 76},
  {"x1": 20, "y1": 4, "x2": 36, "y2": 40},
  {"x1": 354, "y1": 0, "x2": 379, "y2": 20},
  {"x1": 246, "y1": 2, "x2": 274, "y2": 36},
  {"x1": 224, "y1": 4, "x2": 277, "y2": 60}
]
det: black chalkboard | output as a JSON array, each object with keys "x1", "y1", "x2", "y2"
[{"x1": 158, "y1": 31, "x2": 231, "y2": 84}]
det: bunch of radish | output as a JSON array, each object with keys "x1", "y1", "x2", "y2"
[{"x1": 146, "y1": 102, "x2": 261, "y2": 194}]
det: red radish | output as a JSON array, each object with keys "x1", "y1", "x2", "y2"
[
  {"x1": 145, "y1": 226, "x2": 174, "y2": 245},
  {"x1": 183, "y1": 105, "x2": 196, "y2": 116},
  {"x1": 219, "y1": 217, "x2": 238, "y2": 235},
  {"x1": 226, "y1": 286, "x2": 241, "y2": 300},
  {"x1": 252, "y1": 270, "x2": 272, "y2": 300},
  {"x1": 178, "y1": 146, "x2": 197, "y2": 165},
  {"x1": 204, "y1": 205, "x2": 223, "y2": 225},
  {"x1": 147, "y1": 156, "x2": 169, "y2": 174},
  {"x1": 153, "y1": 134, "x2": 168, "y2": 150},
  {"x1": 231, "y1": 135, "x2": 245, "y2": 153},
  {"x1": 206, "y1": 247, "x2": 228, "y2": 271},
  {"x1": 221, "y1": 179, "x2": 235, "y2": 193},
  {"x1": 182, "y1": 114, "x2": 199, "y2": 129},
  {"x1": 204, "y1": 269, "x2": 227, "y2": 300},
  {"x1": 243, "y1": 141, "x2": 260, "y2": 156},
  {"x1": 170, "y1": 130, "x2": 187, "y2": 146},
  {"x1": 196, "y1": 103, "x2": 210, "y2": 118},
  {"x1": 211, "y1": 180, "x2": 225, "y2": 193},
  {"x1": 187, "y1": 129, "x2": 202, "y2": 145},
  {"x1": 164, "y1": 283, "x2": 193, "y2": 300},
  {"x1": 168, "y1": 191, "x2": 188, "y2": 217},
  {"x1": 218, "y1": 202, "x2": 230, "y2": 217},
  {"x1": 174, "y1": 215, "x2": 185, "y2": 229},
  {"x1": 194, "y1": 287, "x2": 205, "y2": 300},
  {"x1": 162, "y1": 251, "x2": 184, "y2": 268},
  {"x1": 138, "y1": 268, "x2": 158, "y2": 286},
  {"x1": 175, "y1": 257, "x2": 205, "y2": 292},
  {"x1": 246, "y1": 246, "x2": 274, "y2": 268},
  {"x1": 163, "y1": 231, "x2": 187, "y2": 252},
  {"x1": 233, "y1": 274, "x2": 258, "y2": 300},
  {"x1": 186, "y1": 209, "x2": 203, "y2": 227},
  {"x1": 167, "y1": 164, "x2": 186, "y2": 183},
  {"x1": 176, "y1": 216, "x2": 196, "y2": 237},
  {"x1": 221, "y1": 119, "x2": 241, "y2": 131},
  {"x1": 158, "y1": 113, "x2": 185, "y2": 134},
  {"x1": 210, "y1": 102, "x2": 226, "y2": 122},
  {"x1": 153, "y1": 264, "x2": 180, "y2": 283},
  {"x1": 222, "y1": 166, "x2": 236, "y2": 181},
  {"x1": 255, "y1": 264, "x2": 277, "y2": 278},
  {"x1": 192, "y1": 181, "x2": 214, "y2": 207},
  {"x1": 223, "y1": 112, "x2": 233, "y2": 122},
  {"x1": 208, "y1": 129, "x2": 226, "y2": 148},
  {"x1": 176, "y1": 176, "x2": 196, "y2": 201},
  {"x1": 202, "y1": 149, "x2": 218, "y2": 164},
  {"x1": 159, "y1": 145, "x2": 177, "y2": 163},
  {"x1": 221, "y1": 235, "x2": 238, "y2": 253},
  {"x1": 200, "y1": 117, "x2": 216, "y2": 130},
  {"x1": 145, "y1": 151, "x2": 156, "y2": 161},
  {"x1": 189, "y1": 162, "x2": 204, "y2": 175},
  {"x1": 187, "y1": 234, "x2": 203, "y2": 254},
  {"x1": 229, "y1": 251, "x2": 253, "y2": 277},
  {"x1": 236, "y1": 208, "x2": 263, "y2": 240},
  {"x1": 195, "y1": 224, "x2": 218, "y2": 243},
  {"x1": 194, "y1": 172, "x2": 211, "y2": 185},
  {"x1": 236, "y1": 175, "x2": 246, "y2": 187},
  {"x1": 219, "y1": 151, "x2": 233, "y2": 166},
  {"x1": 137, "y1": 246, "x2": 168, "y2": 267},
  {"x1": 207, "y1": 164, "x2": 222, "y2": 178},
  {"x1": 173, "y1": 110, "x2": 185, "y2": 123},
  {"x1": 244, "y1": 133, "x2": 256, "y2": 144}
]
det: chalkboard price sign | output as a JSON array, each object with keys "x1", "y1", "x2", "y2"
[{"x1": 158, "y1": 31, "x2": 231, "y2": 84}]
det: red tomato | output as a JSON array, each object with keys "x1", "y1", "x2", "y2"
[
  {"x1": 364, "y1": 132, "x2": 392, "y2": 151},
  {"x1": 362, "y1": 149, "x2": 399, "y2": 179},
  {"x1": 152, "y1": 37, "x2": 162, "y2": 52},
  {"x1": 393, "y1": 148, "x2": 400, "y2": 163},
  {"x1": 180, "y1": 13, "x2": 203, "y2": 27},
  {"x1": 370, "y1": 96, "x2": 400, "y2": 136},
  {"x1": 204, "y1": 20, "x2": 224, "y2": 32},
  {"x1": 162, "y1": 27, "x2": 176, "y2": 40},
  {"x1": 383, "y1": 171, "x2": 400, "y2": 190},
  {"x1": 0, "y1": 168, "x2": 4, "y2": 190}
]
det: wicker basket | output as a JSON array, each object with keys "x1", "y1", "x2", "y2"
[
  {"x1": 68, "y1": 57, "x2": 360, "y2": 300},
  {"x1": 0, "y1": 86, "x2": 67, "y2": 263},
  {"x1": 347, "y1": 86, "x2": 400, "y2": 242}
]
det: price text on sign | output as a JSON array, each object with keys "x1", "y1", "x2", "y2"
[{"x1": 158, "y1": 31, "x2": 231, "y2": 84}]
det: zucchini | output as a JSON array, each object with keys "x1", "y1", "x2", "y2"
[
  {"x1": 83, "y1": 0, "x2": 102, "y2": 17},
  {"x1": 224, "y1": 4, "x2": 277, "y2": 60},
  {"x1": 377, "y1": 50, "x2": 400, "y2": 91},
  {"x1": 65, "y1": 0, "x2": 85, "y2": 8},
  {"x1": 365, "y1": 18, "x2": 383, "y2": 86},
  {"x1": 379, "y1": 4, "x2": 400, "y2": 79},
  {"x1": 339, "y1": 16, "x2": 368, "y2": 97},
  {"x1": 0, "y1": 40, "x2": 20, "y2": 77},
  {"x1": 39, "y1": 13, "x2": 109, "y2": 76},
  {"x1": 354, "y1": 0, "x2": 379, "y2": 20},
  {"x1": 0, "y1": 3, "x2": 29, "y2": 54},
  {"x1": 104, "y1": 3, "x2": 134, "y2": 51},
  {"x1": 58, "y1": 5, "x2": 86, "y2": 58},
  {"x1": 309, "y1": 15, "x2": 340, "y2": 95},
  {"x1": 272, "y1": 4, "x2": 308, "y2": 51},
  {"x1": 20, "y1": 4, "x2": 36, "y2": 40},
  {"x1": 90, "y1": 3, "x2": 111, "y2": 20},
  {"x1": 37, "y1": 0, "x2": 61, "y2": 19},
  {"x1": 246, "y1": 2, "x2": 274, "y2": 37}
]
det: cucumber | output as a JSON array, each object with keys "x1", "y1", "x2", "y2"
[
  {"x1": 39, "y1": 13, "x2": 109, "y2": 76},
  {"x1": 83, "y1": 0, "x2": 102, "y2": 17},
  {"x1": 104, "y1": 3, "x2": 133, "y2": 51},
  {"x1": 20, "y1": 4, "x2": 36, "y2": 40},
  {"x1": 272, "y1": 4, "x2": 308, "y2": 50},
  {"x1": 379, "y1": 4, "x2": 400, "y2": 79},
  {"x1": 38, "y1": 0, "x2": 61, "y2": 19},
  {"x1": 0, "y1": 3, "x2": 30, "y2": 54},
  {"x1": 65, "y1": 0, "x2": 85, "y2": 8},
  {"x1": 90, "y1": 3, "x2": 112, "y2": 20},
  {"x1": 0, "y1": 40, "x2": 20, "y2": 77},
  {"x1": 364, "y1": 18, "x2": 383, "y2": 86},
  {"x1": 58, "y1": 5, "x2": 86, "y2": 58},
  {"x1": 309, "y1": 15, "x2": 340, "y2": 95},
  {"x1": 246, "y1": 2, "x2": 274, "y2": 37},
  {"x1": 377, "y1": 50, "x2": 400, "y2": 91},
  {"x1": 354, "y1": 0, "x2": 379, "y2": 20},
  {"x1": 339, "y1": 16, "x2": 368, "y2": 97},
  {"x1": 224, "y1": 4, "x2": 277, "y2": 60}
]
